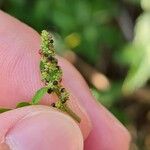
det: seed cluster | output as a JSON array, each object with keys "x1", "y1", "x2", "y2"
[
  {"x1": 0, "y1": 30, "x2": 81, "y2": 123},
  {"x1": 40, "y1": 30, "x2": 80, "y2": 122}
]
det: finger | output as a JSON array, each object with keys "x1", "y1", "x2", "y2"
[
  {"x1": 60, "y1": 59, "x2": 131, "y2": 149},
  {"x1": 0, "y1": 105, "x2": 83, "y2": 150},
  {"x1": 0, "y1": 10, "x2": 91, "y2": 139}
]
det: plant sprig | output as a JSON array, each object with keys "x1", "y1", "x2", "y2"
[
  {"x1": 39, "y1": 30, "x2": 80, "y2": 122},
  {"x1": 0, "y1": 30, "x2": 81, "y2": 123}
]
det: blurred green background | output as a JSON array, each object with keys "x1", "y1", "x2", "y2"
[{"x1": 1, "y1": 0, "x2": 150, "y2": 149}]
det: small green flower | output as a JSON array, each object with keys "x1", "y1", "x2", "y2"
[{"x1": 39, "y1": 30, "x2": 80, "y2": 123}]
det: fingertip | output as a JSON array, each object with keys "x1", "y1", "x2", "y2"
[{"x1": 0, "y1": 106, "x2": 83, "y2": 150}]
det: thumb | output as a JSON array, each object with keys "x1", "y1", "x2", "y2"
[{"x1": 0, "y1": 106, "x2": 83, "y2": 150}]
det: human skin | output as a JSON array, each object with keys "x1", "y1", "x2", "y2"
[{"x1": 0, "y1": 11, "x2": 131, "y2": 150}]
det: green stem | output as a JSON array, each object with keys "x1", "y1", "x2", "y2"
[{"x1": 64, "y1": 105, "x2": 81, "y2": 123}]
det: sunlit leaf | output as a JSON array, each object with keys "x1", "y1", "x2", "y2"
[
  {"x1": 123, "y1": 13, "x2": 150, "y2": 94},
  {"x1": 141, "y1": 0, "x2": 150, "y2": 11}
]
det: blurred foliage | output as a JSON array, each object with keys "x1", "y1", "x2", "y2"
[
  {"x1": 1, "y1": 0, "x2": 150, "y2": 149},
  {"x1": 122, "y1": 1, "x2": 150, "y2": 94},
  {"x1": 0, "y1": 0, "x2": 124, "y2": 64}
]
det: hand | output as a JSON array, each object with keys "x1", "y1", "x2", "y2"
[{"x1": 0, "y1": 11, "x2": 131, "y2": 150}]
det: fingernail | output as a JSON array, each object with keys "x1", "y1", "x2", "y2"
[{"x1": 4, "y1": 111, "x2": 83, "y2": 150}]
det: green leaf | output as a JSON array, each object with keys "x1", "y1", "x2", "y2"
[
  {"x1": 31, "y1": 87, "x2": 48, "y2": 104},
  {"x1": 141, "y1": 0, "x2": 150, "y2": 11},
  {"x1": 16, "y1": 102, "x2": 31, "y2": 108},
  {"x1": 0, "y1": 108, "x2": 11, "y2": 113},
  {"x1": 123, "y1": 13, "x2": 150, "y2": 94},
  {"x1": 123, "y1": 47, "x2": 150, "y2": 94}
]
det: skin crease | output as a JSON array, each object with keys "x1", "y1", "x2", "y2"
[{"x1": 0, "y1": 10, "x2": 131, "y2": 150}]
